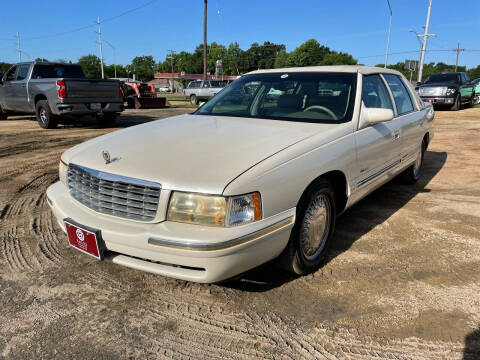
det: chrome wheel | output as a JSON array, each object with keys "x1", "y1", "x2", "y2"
[
  {"x1": 39, "y1": 108, "x2": 47, "y2": 123},
  {"x1": 299, "y1": 193, "x2": 331, "y2": 260}
]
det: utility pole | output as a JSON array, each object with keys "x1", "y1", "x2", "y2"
[
  {"x1": 103, "y1": 39, "x2": 117, "y2": 78},
  {"x1": 168, "y1": 50, "x2": 176, "y2": 92},
  {"x1": 96, "y1": 16, "x2": 104, "y2": 79},
  {"x1": 384, "y1": 0, "x2": 392, "y2": 68},
  {"x1": 417, "y1": 0, "x2": 434, "y2": 82},
  {"x1": 203, "y1": 0, "x2": 207, "y2": 80},
  {"x1": 16, "y1": 32, "x2": 21, "y2": 63},
  {"x1": 453, "y1": 42, "x2": 465, "y2": 72}
]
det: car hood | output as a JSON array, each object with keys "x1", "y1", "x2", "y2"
[
  {"x1": 63, "y1": 114, "x2": 333, "y2": 194},
  {"x1": 420, "y1": 82, "x2": 459, "y2": 88}
]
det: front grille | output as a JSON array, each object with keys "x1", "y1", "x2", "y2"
[
  {"x1": 419, "y1": 86, "x2": 446, "y2": 97},
  {"x1": 67, "y1": 164, "x2": 161, "y2": 222}
]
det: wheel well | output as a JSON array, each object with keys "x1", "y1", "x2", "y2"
[
  {"x1": 301, "y1": 170, "x2": 348, "y2": 214},
  {"x1": 34, "y1": 94, "x2": 47, "y2": 106}
]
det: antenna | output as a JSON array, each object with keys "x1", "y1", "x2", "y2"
[{"x1": 96, "y1": 16, "x2": 105, "y2": 79}]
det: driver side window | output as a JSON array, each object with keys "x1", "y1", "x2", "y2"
[
  {"x1": 5, "y1": 66, "x2": 17, "y2": 82},
  {"x1": 362, "y1": 75, "x2": 393, "y2": 110}
]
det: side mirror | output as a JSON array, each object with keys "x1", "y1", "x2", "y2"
[
  {"x1": 365, "y1": 108, "x2": 394, "y2": 125},
  {"x1": 416, "y1": 81, "x2": 422, "y2": 86}
]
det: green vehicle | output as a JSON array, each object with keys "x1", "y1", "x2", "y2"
[{"x1": 472, "y1": 78, "x2": 480, "y2": 105}]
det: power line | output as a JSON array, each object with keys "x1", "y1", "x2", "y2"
[{"x1": 19, "y1": 0, "x2": 158, "y2": 41}]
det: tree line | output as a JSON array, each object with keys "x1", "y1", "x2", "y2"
[{"x1": 0, "y1": 38, "x2": 479, "y2": 82}]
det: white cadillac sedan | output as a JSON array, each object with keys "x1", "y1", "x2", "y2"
[{"x1": 46, "y1": 66, "x2": 434, "y2": 283}]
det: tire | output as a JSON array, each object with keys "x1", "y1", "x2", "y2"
[
  {"x1": 401, "y1": 139, "x2": 425, "y2": 184},
  {"x1": 468, "y1": 94, "x2": 475, "y2": 108},
  {"x1": 190, "y1": 94, "x2": 198, "y2": 105},
  {"x1": 0, "y1": 104, "x2": 7, "y2": 120},
  {"x1": 96, "y1": 113, "x2": 117, "y2": 127},
  {"x1": 36, "y1": 100, "x2": 57, "y2": 129},
  {"x1": 451, "y1": 94, "x2": 460, "y2": 111},
  {"x1": 279, "y1": 179, "x2": 336, "y2": 275}
]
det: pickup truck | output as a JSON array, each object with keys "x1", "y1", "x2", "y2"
[
  {"x1": 417, "y1": 72, "x2": 475, "y2": 110},
  {"x1": 183, "y1": 80, "x2": 228, "y2": 104},
  {"x1": 0, "y1": 62, "x2": 124, "y2": 128}
]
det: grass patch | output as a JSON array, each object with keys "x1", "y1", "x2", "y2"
[{"x1": 169, "y1": 104, "x2": 198, "y2": 109}]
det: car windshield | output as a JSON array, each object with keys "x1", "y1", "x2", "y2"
[
  {"x1": 32, "y1": 64, "x2": 86, "y2": 79},
  {"x1": 195, "y1": 72, "x2": 356, "y2": 124},
  {"x1": 424, "y1": 73, "x2": 460, "y2": 84}
]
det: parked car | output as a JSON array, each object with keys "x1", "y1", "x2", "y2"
[
  {"x1": 0, "y1": 61, "x2": 124, "y2": 128},
  {"x1": 183, "y1": 80, "x2": 228, "y2": 104},
  {"x1": 46, "y1": 66, "x2": 434, "y2": 283},
  {"x1": 472, "y1": 78, "x2": 480, "y2": 105},
  {"x1": 417, "y1": 72, "x2": 475, "y2": 110},
  {"x1": 158, "y1": 84, "x2": 171, "y2": 92}
]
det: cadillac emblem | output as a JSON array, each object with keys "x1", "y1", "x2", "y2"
[{"x1": 102, "y1": 151, "x2": 111, "y2": 164}]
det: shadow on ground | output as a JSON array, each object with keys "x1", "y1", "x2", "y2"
[
  {"x1": 464, "y1": 325, "x2": 480, "y2": 359},
  {"x1": 225, "y1": 150, "x2": 447, "y2": 292}
]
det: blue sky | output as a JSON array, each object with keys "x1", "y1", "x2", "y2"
[{"x1": 0, "y1": 0, "x2": 479, "y2": 68}]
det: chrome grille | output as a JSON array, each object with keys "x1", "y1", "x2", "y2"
[
  {"x1": 67, "y1": 164, "x2": 161, "y2": 222},
  {"x1": 419, "y1": 86, "x2": 446, "y2": 97}
]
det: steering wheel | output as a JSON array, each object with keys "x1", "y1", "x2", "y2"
[{"x1": 304, "y1": 105, "x2": 336, "y2": 119}]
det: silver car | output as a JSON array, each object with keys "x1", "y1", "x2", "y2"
[{"x1": 47, "y1": 66, "x2": 434, "y2": 283}]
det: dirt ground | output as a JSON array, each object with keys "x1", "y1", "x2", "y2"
[{"x1": 0, "y1": 107, "x2": 479, "y2": 359}]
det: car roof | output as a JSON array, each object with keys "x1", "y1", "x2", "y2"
[{"x1": 245, "y1": 65, "x2": 403, "y2": 76}]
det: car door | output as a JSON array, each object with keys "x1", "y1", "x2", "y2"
[
  {"x1": 354, "y1": 74, "x2": 402, "y2": 194},
  {"x1": 382, "y1": 73, "x2": 424, "y2": 161},
  {"x1": 10, "y1": 64, "x2": 31, "y2": 112},
  {"x1": 1, "y1": 66, "x2": 18, "y2": 110},
  {"x1": 459, "y1": 73, "x2": 473, "y2": 103}
]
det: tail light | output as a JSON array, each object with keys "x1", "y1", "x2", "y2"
[
  {"x1": 56, "y1": 80, "x2": 66, "y2": 99},
  {"x1": 119, "y1": 85, "x2": 124, "y2": 98}
]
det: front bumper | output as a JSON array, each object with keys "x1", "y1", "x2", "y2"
[
  {"x1": 46, "y1": 181, "x2": 295, "y2": 283},
  {"x1": 420, "y1": 96, "x2": 455, "y2": 105},
  {"x1": 54, "y1": 102, "x2": 123, "y2": 116}
]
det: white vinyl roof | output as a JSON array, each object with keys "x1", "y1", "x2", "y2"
[{"x1": 246, "y1": 65, "x2": 402, "y2": 76}]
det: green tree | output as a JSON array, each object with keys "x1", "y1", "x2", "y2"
[
  {"x1": 35, "y1": 57, "x2": 49, "y2": 62},
  {"x1": 274, "y1": 50, "x2": 290, "y2": 68},
  {"x1": 78, "y1": 54, "x2": 102, "y2": 78},
  {"x1": 131, "y1": 56, "x2": 155, "y2": 81},
  {"x1": 319, "y1": 52, "x2": 357, "y2": 66},
  {"x1": 468, "y1": 65, "x2": 480, "y2": 80},
  {"x1": 287, "y1": 39, "x2": 331, "y2": 67},
  {"x1": 0, "y1": 62, "x2": 12, "y2": 74}
]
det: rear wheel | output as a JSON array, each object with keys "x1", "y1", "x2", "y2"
[
  {"x1": 401, "y1": 139, "x2": 425, "y2": 184},
  {"x1": 0, "y1": 104, "x2": 7, "y2": 120},
  {"x1": 468, "y1": 94, "x2": 475, "y2": 108},
  {"x1": 451, "y1": 94, "x2": 460, "y2": 111},
  {"x1": 190, "y1": 94, "x2": 198, "y2": 105},
  {"x1": 279, "y1": 179, "x2": 336, "y2": 275},
  {"x1": 36, "y1": 100, "x2": 57, "y2": 129},
  {"x1": 96, "y1": 113, "x2": 117, "y2": 127}
]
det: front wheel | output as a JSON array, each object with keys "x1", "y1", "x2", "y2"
[
  {"x1": 190, "y1": 94, "x2": 198, "y2": 105},
  {"x1": 0, "y1": 104, "x2": 7, "y2": 120},
  {"x1": 96, "y1": 113, "x2": 117, "y2": 127},
  {"x1": 451, "y1": 94, "x2": 460, "y2": 111},
  {"x1": 36, "y1": 100, "x2": 57, "y2": 129},
  {"x1": 279, "y1": 179, "x2": 336, "y2": 275}
]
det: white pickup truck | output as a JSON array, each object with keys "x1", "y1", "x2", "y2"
[{"x1": 183, "y1": 80, "x2": 228, "y2": 104}]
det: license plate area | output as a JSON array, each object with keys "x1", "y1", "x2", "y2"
[
  {"x1": 64, "y1": 218, "x2": 105, "y2": 260},
  {"x1": 90, "y1": 103, "x2": 101, "y2": 110}
]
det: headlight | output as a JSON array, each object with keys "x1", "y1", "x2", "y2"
[
  {"x1": 446, "y1": 88, "x2": 456, "y2": 96},
  {"x1": 167, "y1": 191, "x2": 262, "y2": 227},
  {"x1": 59, "y1": 160, "x2": 68, "y2": 186}
]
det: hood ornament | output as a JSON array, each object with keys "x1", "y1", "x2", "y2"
[{"x1": 102, "y1": 151, "x2": 111, "y2": 164}]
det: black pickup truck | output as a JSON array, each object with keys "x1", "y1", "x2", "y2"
[
  {"x1": 0, "y1": 62, "x2": 124, "y2": 128},
  {"x1": 416, "y1": 72, "x2": 475, "y2": 111}
]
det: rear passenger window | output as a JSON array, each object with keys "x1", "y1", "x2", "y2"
[
  {"x1": 362, "y1": 75, "x2": 393, "y2": 110},
  {"x1": 16, "y1": 65, "x2": 30, "y2": 81},
  {"x1": 383, "y1": 74, "x2": 414, "y2": 115}
]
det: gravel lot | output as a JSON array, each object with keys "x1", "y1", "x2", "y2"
[{"x1": 0, "y1": 107, "x2": 479, "y2": 359}]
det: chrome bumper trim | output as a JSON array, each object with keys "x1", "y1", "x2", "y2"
[{"x1": 148, "y1": 216, "x2": 295, "y2": 251}]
